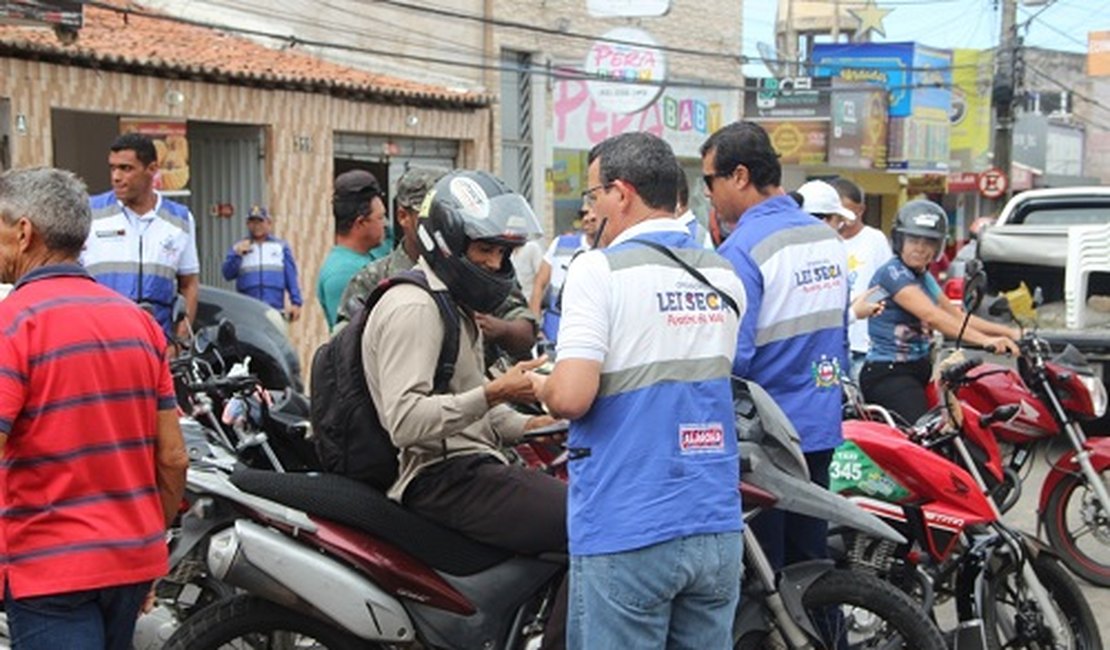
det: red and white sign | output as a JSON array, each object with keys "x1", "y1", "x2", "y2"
[
  {"x1": 977, "y1": 167, "x2": 1009, "y2": 199},
  {"x1": 679, "y1": 423, "x2": 725, "y2": 453},
  {"x1": 947, "y1": 171, "x2": 979, "y2": 193}
]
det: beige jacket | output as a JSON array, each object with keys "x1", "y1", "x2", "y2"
[{"x1": 361, "y1": 259, "x2": 530, "y2": 501}]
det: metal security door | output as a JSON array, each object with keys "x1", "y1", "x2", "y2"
[{"x1": 184, "y1": 123, "x2": 266, "y2": 289}]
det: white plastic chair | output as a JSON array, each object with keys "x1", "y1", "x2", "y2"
[{"x1": 1065, "y1": 223, "x2": 1110, "y2": 329}]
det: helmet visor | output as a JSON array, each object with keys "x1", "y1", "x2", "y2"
[
  {"x1": 898, "y1": 226, "x2": 945, "y2": 241},
  {"x1": 458, "y1": 192, "x2": 544, "y2": 244}
]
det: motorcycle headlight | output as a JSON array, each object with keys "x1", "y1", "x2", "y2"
[{"x1": 1078, "y1": 373, "x2": 1108, "y2": 418}]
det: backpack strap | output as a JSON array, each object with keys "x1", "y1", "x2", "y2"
[
  {"x1": 627, "y1": 238, "x2": 740, "y2": 317},
  {"x1": 366, "y1": 269, "x2": 460, "y2": 394}
]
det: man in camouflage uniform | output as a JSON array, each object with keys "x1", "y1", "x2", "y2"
[{"x1": 337, "y1": 168, "x2": 538, "y2": 366}]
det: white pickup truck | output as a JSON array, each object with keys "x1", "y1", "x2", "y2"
[{"x1": 978, "y1": 186, "x2": 1110, "y2": 400}]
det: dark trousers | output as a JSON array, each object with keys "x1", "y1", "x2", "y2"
[
  {"x1": 859, "y1": 357, "x2": 932, "y2": 425},
  {"x1": 5, "y1": 581, "x2": 152, "y2": 650},
  {"x1": 404, "y1": 454, "x2": 568, "y2": 650},
  {"x1": 749, "y1": 449, "x2": 833, "y2": 571}
]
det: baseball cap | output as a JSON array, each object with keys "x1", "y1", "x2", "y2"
[
  {"x1": 247, "y1": 204, "x2": 271, "y2": 221},
  {"x1": 796, "y1": 180, "x2": 857, "y2": 222},
  {"x1": 395, "y1": 167, "x2": 445, "y2": 209},
  {"x1": 334, "y1": 169, "x2": 382, "y2": 200}
]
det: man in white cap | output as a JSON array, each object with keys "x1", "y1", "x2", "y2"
[
  {"x1": 796, "y1": 179, "x2": 885, "y2": 331},
  {"x1": 827, "y1": 177, "x2": 893, "y2": 378},
  {"x1": 795, "y1": 179, "x2": 858, "y2": 234}
]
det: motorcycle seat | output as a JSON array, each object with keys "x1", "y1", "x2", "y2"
[{"x1": 230, "y1": 467, "x2": 511, "y2": 576}]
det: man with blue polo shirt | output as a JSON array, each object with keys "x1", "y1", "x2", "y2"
[
  {"x1": 82, "y1": 133, "x2": 199, "y2": 340},
  {"x1": 541, "y1": 132, "x2": 745, "y2": 649},
  {"x1": 701, "y1": 121, "x2": 849, "y2": 571},
  {"x1": 221, "y1": 205, "x2": 303, "y2": 321}
]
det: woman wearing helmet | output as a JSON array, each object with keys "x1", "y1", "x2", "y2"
[{"x1": 859, "y1": 200, "x2": 1020, "y2": 423}]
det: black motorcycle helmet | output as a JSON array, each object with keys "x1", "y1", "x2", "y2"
[
  {"x1": 891, "y1": 199, "x2": 948, "y2": 255},
  {"x1": 416, "y1": 170, "x2": 542, "y2": 313}
]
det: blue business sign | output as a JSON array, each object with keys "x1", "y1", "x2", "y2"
[{"x1": 812, "y1": 42, "x2": 951, "y2": 120}]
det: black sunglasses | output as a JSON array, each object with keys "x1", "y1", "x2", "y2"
[{"x1": 703, "y1": 169, "x2": 735, "y2": 190}]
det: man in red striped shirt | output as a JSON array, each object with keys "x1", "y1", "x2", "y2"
[{"x1": 0, "y1": 167, "x2": 188, "y2": 650}]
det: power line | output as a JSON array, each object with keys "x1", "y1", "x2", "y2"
[
  {"x1": 375, "y1": 0, "x2": 744, "y2": 64},
  {"x1": 1024, "y1": 65, "x2": 1110, "y2": 129},
  {"x1": 1015, "y1": 0, "x2": 1059, "y2": 31},
  {"x1": 1017, "y1": 1, "x2": 1087, "y2": 48},
  {"x1": 80, "y1": 1, "x2": 969, "y2": 93},
  {"x1": 375, "y1": 0, "x2": 987, "y2": 73}
]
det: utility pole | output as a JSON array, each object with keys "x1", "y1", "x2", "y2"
[
  {"x1": 785, "y1": 0, "x2": 797, "y2": 76},
  {"x1": 990, "y1": 0, "x2": 1019, "y2": 212}
]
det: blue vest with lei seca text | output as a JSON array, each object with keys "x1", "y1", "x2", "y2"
[{"x1": 562, "y1": 227, "x2": 744, "y2": 556}]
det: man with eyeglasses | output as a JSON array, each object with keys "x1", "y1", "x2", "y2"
[
  {"x1": 540, "y1": 132, "x2": 744, "y2": 649},
  {"x1": 528, "y1": 202, "x2": 599, "y2": 344},
  {"x1": 317, "y1": 169, "x2": 387, "y2": 331},
  {"x1": 701, "y1": 121, "x2": 849, "y2": 572}
]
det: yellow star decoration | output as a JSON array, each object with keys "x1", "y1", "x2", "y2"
[{"x1": 849, "y1": 0, "x2": 894, "y2": 39}]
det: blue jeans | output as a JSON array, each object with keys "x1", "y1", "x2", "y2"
[
  {"x1": 568, "y1": 532, "x2": 742, "y2": 650},
  {"x1": 5, "y1": 581, "x2": 152, "y2": 650}
]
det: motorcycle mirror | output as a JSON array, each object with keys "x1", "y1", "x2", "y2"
[
  {"x1": 193, "y1": 327, "x2": 213, "y2": 354},
  {"x1": 172, "y1": 294, "x2": 188, "y2": 325},
  {"x1": 217, "y1": 319, "x2": 239, "y2": 348},
  {"x1": 962, "y1": 259, "x2": 987, "y2": 313}
]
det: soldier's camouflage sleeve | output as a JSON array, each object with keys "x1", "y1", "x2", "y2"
[{"x1": 336, "y1": 259, "x2": 387, "y2": 324}]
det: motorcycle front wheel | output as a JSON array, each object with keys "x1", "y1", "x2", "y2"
[
  {"x1": 734, "y1": 569, "x2": 946, "y2": 650},
  {"x1": 982, "y1": 552, "x2": 1101, "y2": 650},
  {"x1": 1043, "y1": 469, "x2": 1110, "y2": 587},
  {"x1": 162, "y1": 594, "x2": 369, "y2": 650}
]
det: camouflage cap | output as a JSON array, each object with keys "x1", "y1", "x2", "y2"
[{"x1": 395, "y1": 167, "x2": 446, "y2": 210}]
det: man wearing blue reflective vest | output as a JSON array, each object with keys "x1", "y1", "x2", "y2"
[
  {"x1": 221, "y1": 205, "x2": 303, "y2": 321},
  {"x1": 82, "y1": 133, "x2": 199, "y2": 341},
  {"x1": 542, "y1": 132, "x2": 745, "y2": 649},
  {"x1": 702, "y1": 121, "x2": 849, "y2": 571}
]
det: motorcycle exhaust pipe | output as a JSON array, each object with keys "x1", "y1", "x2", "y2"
[{"x1": 207, "y1": 520, "x2": 415, "y2": 643}]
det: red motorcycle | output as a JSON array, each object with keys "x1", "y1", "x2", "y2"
[
  {"x1": 924, "y1": 334, "x2": 1110, "y2": 587},
  {"x1": 834, "y1": 370, "x2": 1101, "y2": 649}
]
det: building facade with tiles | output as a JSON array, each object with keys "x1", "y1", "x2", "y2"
[
  {"x1": 139, "y1": 0, "x2": 747, "y2": 245},
  {"x1": 0, "y1": 0, "x2": 747, "y2": 376},
  {"x1": 0, "y1": 2, "x2": 493, "y2": 368}
]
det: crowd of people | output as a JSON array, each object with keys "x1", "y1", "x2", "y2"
[{"x1": 0, "y1": 120, "x2": 1021, "y2": 649}]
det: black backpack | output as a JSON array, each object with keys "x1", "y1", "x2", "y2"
[{"x1": 311, "y1": 270, "x2": 460, "y2": 491}]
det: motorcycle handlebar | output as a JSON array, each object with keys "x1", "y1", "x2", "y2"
[{"x1": 188, "y1": 375, "x2": 260, "y2": 395}]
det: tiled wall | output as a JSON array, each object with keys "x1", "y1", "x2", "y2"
[{"x1": 0, "y1": 56, "x2": 492, "y2": 372}]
